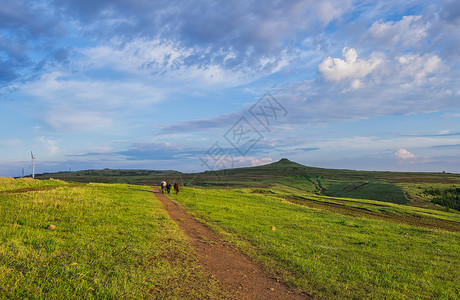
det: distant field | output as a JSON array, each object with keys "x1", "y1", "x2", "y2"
[
  {"x1": 0, "y1": 178, "x2": 224, "y2": 299},
  {"x1": 170, "y1": 187, "x2": 460, "y2": 299}
]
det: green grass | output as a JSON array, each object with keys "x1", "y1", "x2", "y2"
[
  {"x1": 0, "y1": 179, "x2": 225, "y2": 299},
  {"x1": 320, "y1": 179, "x2": 408, "y2": 204},
  {"x1": 170, "y1": 187, "x2": 460, "y2": 299}
]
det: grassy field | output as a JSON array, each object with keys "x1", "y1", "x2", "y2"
[
  {"x1": 0, "y1": 178, "x2": 225, "y2": 299},
  {"x1": 6, "y1": 158, "x2": 460, "y2": 299},
  {"x1": 169, "y1": 187, "x2": 460, "y2": 299}
]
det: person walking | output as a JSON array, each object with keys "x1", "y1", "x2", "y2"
[{"x1": 173, "y1": 183, "x2": 179, "y2": 194}]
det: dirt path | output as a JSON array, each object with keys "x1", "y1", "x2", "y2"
[{"x1": 153, "y1": 188, "x2": 309, "y2": 300}]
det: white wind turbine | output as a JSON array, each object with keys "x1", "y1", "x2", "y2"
[{"x1": 31, "y1": 151, "x2": 36, "y2": 178}]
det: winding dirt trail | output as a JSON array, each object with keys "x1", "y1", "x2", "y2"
[{"x1": 153, "y1": 188, "x2": 310, "y2": 300}]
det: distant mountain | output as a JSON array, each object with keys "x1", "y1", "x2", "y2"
[{"x1": 259, "y1": 158, "x2": 306, "y2": 168}]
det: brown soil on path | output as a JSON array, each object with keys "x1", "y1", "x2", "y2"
[{"x1": 153, "y1": 188, "x2": 310, "y2": 300}]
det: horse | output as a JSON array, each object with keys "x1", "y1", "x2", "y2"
[
  {"x1": 166, "y1": 181, "x2": 172, "y2": 194},
  {"x1": 160, "y1": 181, "x2": 166, "y2": 193},
  {"x1": 174, "y1": 183, "x2": 179, "y2": 194}
]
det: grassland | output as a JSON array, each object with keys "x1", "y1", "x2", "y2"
[
  {"x1": 169, "y1": 187, "x2": 460, "y2": 299},
  {"x1": 0, "y1": 178, "x2": 225, "y2": 299},
  {"x1": 27, "y1": 159, "x2": 460, "y2": 298}
]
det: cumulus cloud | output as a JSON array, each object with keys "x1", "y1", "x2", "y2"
[
  {"x1": 318, "y1": 47, "x2": 383, "y2": 88},
  {"x1": 318, "y1": 47, "x2": 446, "y2": 90},
  {"x1": 395, "y1": 148, "x2": 415, "y2": 160},
  {"x1": 397, "y1": 53, "x2": 443, "y2": 86}
]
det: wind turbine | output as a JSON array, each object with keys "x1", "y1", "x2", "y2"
[{"x1": 31, "y1": 151, "x2": 36, "y2": 178}]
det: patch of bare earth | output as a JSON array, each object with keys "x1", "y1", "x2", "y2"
[{"x1": 153, "y1": 188, "x2": 310, "y2": 300}]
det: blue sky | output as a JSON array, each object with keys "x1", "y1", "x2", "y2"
[{"x1": 1, "y1": 0, "x2": 460, "y2": 177}]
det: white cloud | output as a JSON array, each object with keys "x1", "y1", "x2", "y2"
[
  {"x1": 351, "y1": 79, "x2": 363, "y2": 90},
  {"x1": 231, "y1": 156, "x2": 274, "y2": 168},
  {"x1": 83, "y1": 39, "x2": 193, "y2": 75},
  {"x1": 293, "y1": 135, "x2": 460, "y2": 153},
  {"x1": 395, "y1": 148, "x2": 415, "y2": 160},
  {"x1": 318, "y1": 47, "x2": 383, "y2": 86},
  {"x1": 249, "y1": 157, "x2": 274, "y2": 167},
  {"x1": 368, "y1": 15, "x2": 428, "y2": 49},
  {"x1": 45, "y1": 110, "x2": 113, "y2": 132},
  {"x1": 397, "y1": 53, "x2": 443, "y2": 86},
  {"x1": 80, "y1": 38, "x2": 292, "y2": 87},
  {"x1": 442, "y1": 113, "x2": 460, "y2": 119},
  {"x1": 316, "y1": 0, "x2": 353, "y2": 25},
  {"x1": 39, "y1": 136, "x2": 59, "y2": 156},
  {"x1": 439, "y1": 130, "x2": 452, "y2": 135},
  {"x1": 20, "y1": 70, "x2": 163, "y2": 133},
  {"x1": 23, "y1": 71, "x2": 164, "y2": 108}
]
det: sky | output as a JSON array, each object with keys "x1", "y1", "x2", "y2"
[{"x1": 1, "y1": 0, "x2": 460, "y2": 177}]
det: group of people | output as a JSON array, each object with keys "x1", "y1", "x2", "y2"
[{"x1": 160, "y1": 181, "x2": 179, "y2": 194}]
